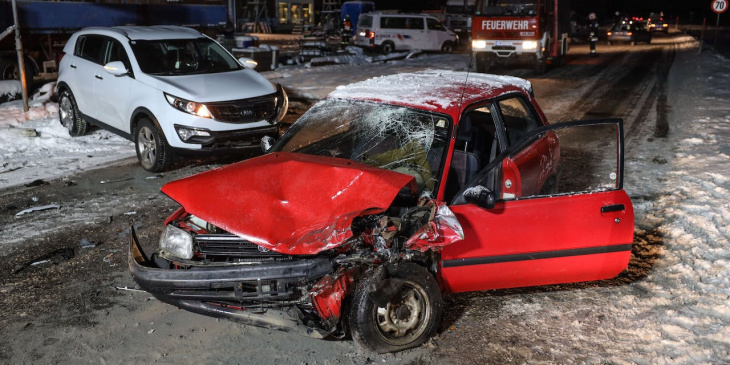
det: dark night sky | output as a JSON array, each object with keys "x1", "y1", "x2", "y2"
[{"x1": 386, "y1": 0, "x2": 728, "y2": 26}]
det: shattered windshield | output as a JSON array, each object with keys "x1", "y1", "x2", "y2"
[
  {"x1": 476, "y1": 0, "x2": 537, "y2": 16},
  {"x1": 275, "y1": 99, "x2": 451, "y2": 195},
  {"x1": 130, "y1": 38, "x2": 242, "y2": 75}
]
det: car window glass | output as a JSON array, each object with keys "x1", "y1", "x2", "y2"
[
  {"x1": 130, "y1": 38, "x2": 241, "y2": 75},
  {"x1": 77, "y1": 35, "x2": 106, "y2": 64},
  {"x1": 358, "y1": 15, "x2": 373, "y2": 28},
  {"x1": 427, "y1": 18, "x2": 445, "y2": 31},
  {"x1": 276, "y1": 99, "x2": 451, "y2": 195},
  {"x1": 454, "y1": 122, "x2": 621, "y2": 205},
  {"x1": 497, "y1": 96, "x2": 540, "y2": 146},
  {"x1": 407, "y1": 17, "x2": 424, "y2": 30},
  {"x1": 444, "y1": 106, "x2": 498, "y2": 201},
  {"x1": 381, "y1": 17, "x2": 407, "y2": 29},
  {"x1": 105, "y1": 40, "x2": 131, "y2": 70}
]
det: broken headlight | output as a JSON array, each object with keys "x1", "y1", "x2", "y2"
[{"x1": 159, "y1": 224, "x2": 193, "y2": 260}]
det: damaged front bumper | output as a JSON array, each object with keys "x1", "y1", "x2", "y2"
[{"x1": 128, "y1": 227, "x2": 334, "y2": 338}]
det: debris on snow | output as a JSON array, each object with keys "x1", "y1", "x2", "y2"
[{"x1": 15, "y1": 204, "x2": 60, "y2": 216}]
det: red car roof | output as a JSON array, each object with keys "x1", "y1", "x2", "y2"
[{"x1": 327, "y1": 70, "x2": 533, "y2": 119}]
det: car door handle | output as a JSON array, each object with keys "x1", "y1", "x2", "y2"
[
  {"x1": 70, "y1": 64, "x2": 76, "y2": 69},
  {"x1": 95, "y1": 75, "x2": 103, "y2": 80},
  {"x1": 601, "y1": 204, "x2": 625, "y2": 213}
]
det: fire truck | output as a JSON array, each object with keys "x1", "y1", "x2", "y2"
[{"x1": 470, "y1": 0, "x2": 570, "y2": 74}]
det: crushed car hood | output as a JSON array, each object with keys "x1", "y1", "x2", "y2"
[{"x1": 161, "y1": 152, "x2": 417, "y2": 255}]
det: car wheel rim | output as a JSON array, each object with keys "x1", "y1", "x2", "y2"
[
  {"x1": 373, "y1": 281, "x2": 430, "y2": 345},
  {"x1": 59, "y1": 96, "x2": 73, "y2": 131},
  {"x1": 137, "y1": 126, "x2": 157, "y2": 169}
]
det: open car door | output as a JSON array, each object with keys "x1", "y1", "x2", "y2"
[{"x1": 439, "y1": 119, "x2": 634, "y2": 293}]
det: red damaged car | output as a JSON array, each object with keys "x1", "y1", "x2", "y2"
[{"x1": 129, "y1": 70, "x2": 634, "y2": 353}]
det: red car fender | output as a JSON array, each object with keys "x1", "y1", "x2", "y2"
[{"x1": 310, "y1": 267, "x2": 359, "y2": 327}]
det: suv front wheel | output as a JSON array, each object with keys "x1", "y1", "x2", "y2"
[{"x1": 134, "y1": 118, "x2": 173, "y2": 172}]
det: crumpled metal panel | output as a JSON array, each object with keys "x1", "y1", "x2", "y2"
[
  {"x1": 406, "y1": 201, "x2": 464, "y2": 251},
  {"x1": 161, "y1": 152, "x2": 416, "y2": 255}
]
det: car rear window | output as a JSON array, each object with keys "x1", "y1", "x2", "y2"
[{"x1": 358, "y1": 14, "x2": 373, "y2": 28}]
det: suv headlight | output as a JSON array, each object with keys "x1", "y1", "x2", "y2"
[
  {"x1": 165, "y1": 93, "x2": 212, "y2": 119},
  {"x1": 159, "y1": 224, "x2": 193, "y2": 260}
]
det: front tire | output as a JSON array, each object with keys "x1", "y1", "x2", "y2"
[
  {"x1": 134, "y1": 118, "x2": 173, "y2": 172},
  {"x1": 58, "y1": 89, "x2": 89, "y2": 136},
  {"x1": 349, "y1": 263, "x2": 442, "y2": 353},
  {"x1": 440, "y1": 41, "x2": 454, "y2": 54}
]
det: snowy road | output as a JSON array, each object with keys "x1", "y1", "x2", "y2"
[{"x1": 2, "y1": 31, "x2": 730, "y2": 364}]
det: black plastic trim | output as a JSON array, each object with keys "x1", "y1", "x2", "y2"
[{"x1": 441, "y1": 244, "x2": 633, "y2": 268}]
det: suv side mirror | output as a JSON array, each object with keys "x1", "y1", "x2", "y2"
[
  {"x1": 261, "y1": 135, "x2": 276, "y2": 153},
  {"x1": 103, "y1": 61, "x2": 129, "y2": 76},
  {"x1": 239, "y1": 57, "x2": 258, "y2": 69},
  {"x1": 464, "y1": 186, "x2": 496, "y2": 209}
]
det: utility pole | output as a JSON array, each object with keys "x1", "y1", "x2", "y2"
[{"x1": 11, "y1": 0, "x2": 29, "y2": 112}]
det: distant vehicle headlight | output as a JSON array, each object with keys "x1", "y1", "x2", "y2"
[
  {"x1": 522, "y1": 41, "x2": 538, "y2": 50},
  {"x1": 472, "y1": 40, "x2": 487, "y2": 49},
  {"x1": 164, "y1": 93, "x2": 212, "y2": 119},
  {"x1": 159, "y1": 224, "x2": 193, "y2": 260}
]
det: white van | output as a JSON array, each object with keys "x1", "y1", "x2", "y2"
[{"x1": 355, "y1": 13, "x2": 458, "y2": 55}]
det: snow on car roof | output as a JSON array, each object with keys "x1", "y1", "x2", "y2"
[{"x1": 328, "y1": 70, "x2": 533, "y2": 116}]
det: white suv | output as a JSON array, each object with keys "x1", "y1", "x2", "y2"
[{"x1": 57, "y1": 26, "x2": 287, "y2": 172}]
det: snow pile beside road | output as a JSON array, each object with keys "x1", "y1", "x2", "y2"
[
  {"x1": 636, "y1": 48, "x2": 730, "y2": 361},
  {"x1": 0, "y1": 88, "x2": 135, "y2": 189}
]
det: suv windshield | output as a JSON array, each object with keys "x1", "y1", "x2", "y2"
[
  {"x1": 274, "y1": 99, "x2": 451, "y2": 194},
  {"x1": 130, "y1": 38, "x2": 242, "y2": 75},
  {"x1": 476, "y1": 0, "x2": 537, "y2": 16}
]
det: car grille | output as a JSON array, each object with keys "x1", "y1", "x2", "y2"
[
  {"x1": 486, "y1": 31, "x2": 521, "y2": 39},
  {"x1": 194, "y1": 234, "x2": 285, "y2": 258},
  {"x1": 206, "y1": 93, "x2": 277, "y2": 124}
]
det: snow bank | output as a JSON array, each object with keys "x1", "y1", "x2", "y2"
[{"x1": 0, "y1": 83, "x2": 134, "y2": 188}]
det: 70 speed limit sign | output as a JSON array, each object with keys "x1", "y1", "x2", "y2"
[{"x1": 713, "y1": 0, "x2": 728, "y2": 14}]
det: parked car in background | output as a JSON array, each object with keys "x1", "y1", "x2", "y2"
[
  {"x1": 354, "y1": 13, "x2": 458, "y2": 54},
  {"x1": 130, "y1": 70, "x2": 634, "y2": 353},
  {"x1": 647, "y1": 14, "x2": 669, "y2": 33},
  {"x1": 57, "y1": 26, "x2": 287, "y2": 172},
  {"x1": 607, "y1": 21, "x2": 652, "y2": 45}
]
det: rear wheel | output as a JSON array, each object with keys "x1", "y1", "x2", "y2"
[
  {"x1": 134, "y1": 118, "x2": 173, "y2": 172},
  {"x1": 349, "y1": 263, "x2": 442, "y2": 353},
  {"x1": 381, "y1": 41, "x2": 395, "y2": 55},
  {"x1": 58, "y1": 89, "x2": 89, "y2": 136}
]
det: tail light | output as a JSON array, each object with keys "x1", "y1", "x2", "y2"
[
  {"x1": 57, "y1": 51, "x2": 66, "y2": 65},
  {"x1": 607, "y1": 32, "x2": 612, "y2": 36},
  {"x1": 627, "y1": 32, "x2": 633, "y2": 36}
]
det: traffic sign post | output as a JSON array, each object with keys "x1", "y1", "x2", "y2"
[{"x1": 712, "y1": 0, "x2": 727, "y2": 46}]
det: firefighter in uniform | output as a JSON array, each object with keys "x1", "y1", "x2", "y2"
[
  {"x1": 588, "y1": 13, "x2": 599, "y2": 57},
  {"x1": 342, "y1": 15, "x2": 353, "y2": 47}
]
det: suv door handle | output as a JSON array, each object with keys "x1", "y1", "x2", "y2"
[
  {"x1": 601, "y1": 204, "x2": 625, "y2": 213},
  {"x1": 70, "y1": 64, "x2": 77, "y2": 69},
  {"x1": 95, "y1": 75, "x2": 103, "y2": 80}
]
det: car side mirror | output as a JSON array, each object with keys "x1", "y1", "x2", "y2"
[
  {"x1": 239, "y1": 57, "x2": 258, "y2": 69},
  {"x1": 261, "y1": 135, "x2": 276, "y2": 153},
  {"x1": 464, "y1": 186, "x2": 496, "y2": 209},
  {"x1": 103, "y1": 61, "x2": 129, "y2": 76}
]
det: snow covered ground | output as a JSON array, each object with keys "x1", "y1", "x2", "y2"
[{"x1": 621, "y1": 46, "x2": 730, "y2": 362}]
